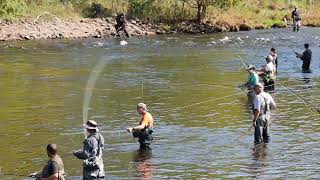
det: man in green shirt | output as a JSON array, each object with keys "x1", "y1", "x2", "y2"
[{"x1": 245, "y1": 65, "x2": 259, "y2": 104}]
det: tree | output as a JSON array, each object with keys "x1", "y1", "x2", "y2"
[
  {"x1": 181, "y1": 0, "x2": 212, "y2": 23},
  {"x1": 183, "y1": 0, "x2": 240, "y2": 23}
]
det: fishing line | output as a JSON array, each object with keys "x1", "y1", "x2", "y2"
[
  {"x1": 163, "y1": 91, "x2": 243, "y2": 113},
  {"x1": 83, "y1": 56, "x2": 114, "y2": 138},
  {"x1": 277, "y1": 81, "x2": 320, "y2": 116}
]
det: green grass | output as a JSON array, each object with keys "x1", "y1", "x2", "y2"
[{"x1": 0, "y1": 0, "x2": 319, "y2": 28}]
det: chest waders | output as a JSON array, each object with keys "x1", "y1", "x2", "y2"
[
  {"x1": 133, "y1": 127, "x2": 154, "y2": 149},
  {"x1": 254, "y1": 96, "x2": 270, "y2": 144},
  {"x1": 263, "y1": 73, "x2": 275, "y2": 91}
]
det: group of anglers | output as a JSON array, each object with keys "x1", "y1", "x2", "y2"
[
  {"x1": 27, "y1": 43, "x2": 313, "y2": 179},
  {"x1": 27, "y1": 8, "x2": 313, "y2": 179},
  {"x1": 244, "y1": 43, "x2": 313, "y2": 144},
  {"x1": 29, "y1": 103, "x2": 153, "y2": 179}
]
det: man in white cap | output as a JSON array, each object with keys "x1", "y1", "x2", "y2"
[
  {"x1": 127, "y1": 103, "x2": 154, "y2": 149},
  {"x1": 252, "y1": 83, "x2": 276, "y2": 144},
  {"x1": 73, "y1": 120, "x2": 105, "y2": 179},
  {"x1": 258, "y1": 55, "x2": 276, "y2": 91},
  {"x1": 245, "y1": 65, "x2": 259, "y2": 105}
]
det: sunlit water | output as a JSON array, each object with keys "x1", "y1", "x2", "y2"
[{"x1": 0, "y1": 27, "x2": 320, "y2": 179}]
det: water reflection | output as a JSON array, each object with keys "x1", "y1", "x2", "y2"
[
  {"x1": 250, "y1": 143, "x2": 269, "y2": 178},
  {"x1": 132, "y1": 149, "x2": 153, "y2": 179}
]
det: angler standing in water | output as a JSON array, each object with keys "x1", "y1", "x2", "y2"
[
  {"x1": 73, "y1": 120, "x2": 105, "y2": 179},
  {"x1": 258, "y1": 55, "x2": 276, "y2": 91},
  {"x1": 252, "y1": 83, "x2": 276, "y2": 144},
  {"x1": 115, "y1": 12, "x2": 129, "y2": 38},
  {"x1": 29, "y1": 144, "x2": 65, "y2": 180},
  {"x1": 127, "y1": 103, "x2": 154, "y2": 149},
  {"x1": 270, "y1": 48, "x2": 278, "y2": 74},
  {"x1": 291, "y1": 7, "x2": 301, "y2": 31},
  {"x1": 244, "y1": 65, "x2": 259, "y2": 104},
  {"x1": 295, "y1": 43, "x2": 312, "y2": 73}
]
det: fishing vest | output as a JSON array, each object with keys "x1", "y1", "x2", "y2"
[
  {"x1": 258, "y1": 94, "x2": 270, "y2": 121},
  {"x1": 83, "y1": 133, "x2": 104, "y2": 169}
]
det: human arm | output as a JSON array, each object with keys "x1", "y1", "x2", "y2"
[
  {"x1": 253, "y1": 109, "x2": 260, "y2": 127},
  {"x1": 127, "y1": 123, "x2": 147, "y2": 132},
  {"x1": 73, "y1": 140, "x2": 92, "y2": 159},
  {"x1": 29, "y1": 171, "x2": 41, "y2": 178},
  {"x1": 295, "y1": 52, "x2": 303, "y2": 59},
  {"x1": 127, "y1": 114, "x2": 152, "y2": 132},
  {"x1": 40, "y1": 161, "x2": 59, "y2": 180},
  {"x1": 252, "y1": 96, "x2": 261, "y2": 127},
  {"x1": 268, "y1": 94, "x2": 277, "y2": 110},
  {"x1": 40, "y1": 174, "x2": 58, "y2": 180}
]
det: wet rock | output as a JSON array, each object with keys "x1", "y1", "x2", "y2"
[
  {"x1": 255, "y1": 25, "x2": 265, "y2": 29},
  {"x1": 239, "y1": 24, "x2": 252, "y2": 31},
  {"x1": 20, "y1": 34, "x2": 31, "y2": 40},
  {"x1": 271, "y1": 23, "x2": 286, "y2": 28},
  {"x1": 156, "y1": 30, "x2": 165, "y2": 35},
  {"x1": 105, "y1": 18, "x2": 113, "y2": 23},
  {"x1": 230, "y1": 25, "x2": 239, "y2": 32}
]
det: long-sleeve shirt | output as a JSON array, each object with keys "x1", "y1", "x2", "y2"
[
  {"x1": 300, "y1": 49, "x2": 312, "y2": 70},
  {"x1": 73, "y1": 133, "x2": 105, "y2": 179},
  {"x1": 291, "y1": 9, "x2": 301, "y2": 19}
]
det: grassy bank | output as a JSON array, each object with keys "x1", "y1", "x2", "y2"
[{"x1": 1, "y1": 0, "x2": 320, "y2": 28}]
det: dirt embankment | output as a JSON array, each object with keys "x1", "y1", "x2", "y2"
[
  {"x1": 0, "y1": 16, "x2": 318, "y2": 41},
  {"x1": 0, "y1": 17, "x2": 157, "y2": 41}
]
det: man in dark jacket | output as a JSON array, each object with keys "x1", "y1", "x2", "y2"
[
  {"x1": 291, "y1": 7, "x2": 301, "y2": 31},
  {"x1": 115, "y1": 13, "x2": 129, "y2": 37},
  {"x1": 73, "y1": 120, "x2": 105, "y2": 179},
  {"x1": 295, "y1": 43, "x2": 312, "y2": 73}
]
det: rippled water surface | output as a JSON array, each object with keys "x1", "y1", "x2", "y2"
[{"x1": 0, "y1": 28, "x2": 320, "y2": 179}]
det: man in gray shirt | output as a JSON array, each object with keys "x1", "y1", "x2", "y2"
[
  {"x1": 73, "y1": 120, "x2": 105, "y2": 179},
  {"x1": 29, "y1": 144, "x2": 65, "y2": 180}
]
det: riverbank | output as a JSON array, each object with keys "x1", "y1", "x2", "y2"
[
  {"x1": 0, "y1": 17, "x2": 157, "y2": 41},
  {"x1": 1, "y1": 17, "x2": 319, "y2": 41},
  {"x1": 1, "y1": 0, "x2": 320, "y2": 41}
]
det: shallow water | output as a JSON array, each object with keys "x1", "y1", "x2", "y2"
[{"x1": 0, "y1": 27, "x2": 320, "y2": 179}]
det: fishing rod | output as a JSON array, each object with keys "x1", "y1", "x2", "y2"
[
  {"x1": 233, "y1": 124, "x2": 254, "y2": 142},
  {"x1": 238, "y1": 55, "x2": 250, "y2": 68},
  {"x1": 277, "y1": 81, "x2": 320, "y2": 115}
]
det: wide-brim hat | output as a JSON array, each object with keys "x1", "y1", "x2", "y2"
[
  {"x1": 137, "y1": 103, "x2": 148, "y2": 111},
  {"x1": 83, "y1": 120, "x2": 98, "y2": 130}
]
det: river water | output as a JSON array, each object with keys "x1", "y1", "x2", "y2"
[{"x1": 0, "y1": 28, "x2": 320, "y2": 179}]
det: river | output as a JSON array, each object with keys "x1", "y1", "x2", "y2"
[{"x1": 0, "y1": 27, "x2": 319, "y2": 179}]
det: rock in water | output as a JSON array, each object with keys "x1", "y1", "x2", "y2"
[
  {"x1": 120, "y1": 40, "x2": 127, "y2": 46},
  {"x1": 219, "y1": 36, "x2": 230, "y2": 42}
]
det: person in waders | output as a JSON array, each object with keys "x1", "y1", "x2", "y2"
[
  {"x1": 245, "y1": 65, "x2": 259, "y2": 105},
  {"x1": 127, "y1": 103, "x2": 154, "y2": 150},
  {"x1": 295, "y1": 43, "x2": 312, "y2": 73},
  {"x1": 73, "y1": 120, "x2": 105, "y2": 180},
  {"x1": 115, "y1": 13, "x2": 129, "y2": 38},
  {"x1": 291, "y1": 7, "x2": 301, "y2": 32},
  {"x1": 29, "y1": 144, "x2": 65, "y2": 180},
  {"x1": 252, "y1": 83, "x2": 276, "y2": 144},
  {"x1": 258, "y1": 55, "x2": 276, "y2": 91},
  {"x1": 270, "y1": 48, "x2": 278, "y2": 74}
]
